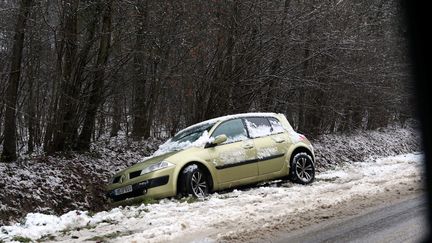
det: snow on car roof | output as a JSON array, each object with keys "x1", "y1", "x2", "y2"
[{"x1": 175, "y1": 112, "x2": 280, "y2": 136}]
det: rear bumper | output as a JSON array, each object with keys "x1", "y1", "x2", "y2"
[{"x1": 107, "y1": 175, "x2": 170, "y2": 202}]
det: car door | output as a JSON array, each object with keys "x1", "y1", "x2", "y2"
[
  {"x1": 267, "y1": 116, "x2": 292, "y2": 166},
  {"x1": 206, "y1": 118, "x2": 258, "y2": 183},
  {"x1": 244, "y1": 117, "x2": 288, "y2": 175}
]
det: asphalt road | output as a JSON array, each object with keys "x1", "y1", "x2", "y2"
[{"x1": 275, "y1": 196, "x2": 428, "y2": 243}]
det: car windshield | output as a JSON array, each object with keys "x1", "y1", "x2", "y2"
[
  {"x1": 153, "y1": 122, "x2": 216, "y2": 156},
  {"x1": 171, "y1": 123, "x2": 215, "y2": 144}
]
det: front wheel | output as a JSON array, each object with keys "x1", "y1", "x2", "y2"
[
  {"x1": 179, "y1": 164, "x2": 209, "y2": 198},
  {"x1": 290, "y1": 152, "x2": 315, "y2": 184}
]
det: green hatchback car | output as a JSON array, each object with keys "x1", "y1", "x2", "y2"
[{"x1": 106, "y1": 112, "x2": 315, "y2": 203}]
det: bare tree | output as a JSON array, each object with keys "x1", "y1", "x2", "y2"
[
  {"x1": 77, "y1": 1, "x2": 113, "y2": 151},
  {"x1": 1, "y1": 0, "x2": 33, "y2": 162},
  {"x1": 0, "y1": 0, "x2": 411, "y2": 156}
]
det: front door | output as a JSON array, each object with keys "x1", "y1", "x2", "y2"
[{"x1": 206, "y1": 118, "x2": 258, "y2": 183}]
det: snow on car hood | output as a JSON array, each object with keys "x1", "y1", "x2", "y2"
[
  {"x1": 122, "y1": 131, "x2": 212, "y2": 171},
  {"x1": 152, "y1": 131, "x2": 212, "y2": 157}
]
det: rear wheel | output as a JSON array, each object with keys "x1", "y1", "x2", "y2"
[
  {"x1": 179, "y1": 164, "x2": 209, "y2": 198},
  {"x1": 290, "y1": 152, "x2": 315, "y2": 184}
]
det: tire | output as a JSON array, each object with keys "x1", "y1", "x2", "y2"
[
  {"x1": 179, "y1": 164, "x2": 210, "y2": 198},
  {"x1": 290, "y1": 152, "x2": 315, "y2": 184}
]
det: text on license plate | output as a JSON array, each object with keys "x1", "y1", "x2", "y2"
[{"x1": 114, "y1": 185, "x2": 133, "y2": 195}]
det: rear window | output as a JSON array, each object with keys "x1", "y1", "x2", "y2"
[
  {"x1": 268, "y1": 117, "x2": 285, "y2": 134},
  {"x1": 244, "y1": 117, "x2": 272, "y2": 138}
]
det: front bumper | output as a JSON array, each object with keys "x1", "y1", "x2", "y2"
[{"x1": 107, "y1": 175, "x2": 169, "y2": 202}]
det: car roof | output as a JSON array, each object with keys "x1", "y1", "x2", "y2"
[{"x1": 175, "y1": 112, "x2": 279, "y2": 136}]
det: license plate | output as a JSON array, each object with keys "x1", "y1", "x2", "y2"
[{"x1": 114, "y1": 185, "x2": 133, "y2": 196}]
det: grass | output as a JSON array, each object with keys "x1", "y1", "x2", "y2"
[
  {"x1": 112, "y1": 197, "x2": 159, "y2": 209},
  {"x1": 11, "y1": 236, "x2": 32, "y2": 243},
  {"x1": 316, "y1": 177, "x2": 338, "y2": 183},
  {"x1": 85, "y1": 231, "x2": 133, "y2": 242},
  {"x1": 132, "y1": 207, "x2": 150, "y2": 217},
  {"x1": 141, "y1": 197, "x2": 158, "y2": 205},
  {"x1": 60, "y1": 229, "x2": 70, "y2": 236},
  {"x1": 57, "y1": 224, "x2": 97, "y2": 239},
  {"x1": 100, "y1": 219, "x2": 117, "y2": 224},
  {"x1": 38, "y1": 234, "x2": 56, "y2": 242},
  {"x1": 178, "y1": 196, "x2": 199, "y2": 204},
  {"x1": 87, "y1": 210, "x2": 97, "y2": 217},
  {"x1": 83, "y1": 223, "x2": 98, "y2": 230}
]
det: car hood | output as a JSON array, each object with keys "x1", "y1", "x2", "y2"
[{"x1": 114, "y1": 151, "x2": 179, "y2": 176}]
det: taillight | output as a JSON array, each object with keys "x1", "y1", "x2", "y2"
[{"x1": 299, "y1": 134, "x2": 307, "y2": 141}]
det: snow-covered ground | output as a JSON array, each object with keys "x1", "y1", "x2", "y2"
[
  {"x1": 0, "y1": 125, "x2": 420, "y2": 228},
  {"x1": 0, "y1": 152, "x2": 424, "y2": 243},
  {"x1": 313, "y1": 124, "x2": 420, "y2": 169},
  {"x1": 0, "y1": 135, "x2": 164, "y2": 225}
]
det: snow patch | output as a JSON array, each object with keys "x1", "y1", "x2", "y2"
[
  {"x1": 257, "y1": 147, "x2": 279, "y2": 159},
  {"x1": 269, "y1": 119, "x2": 285, "y2": 134},
  {"x1": 245, "y1": 120, "x2": 272, "y2": 138},
  {"x1": 225, "y1": 134, "x2": 248, "y2": 144},
  {"x1": 183, "y1": 164, "x2": 198, "y2": 173},
  {"x1": 219, "y1": 150, "x2": 247, "y2": 165}
]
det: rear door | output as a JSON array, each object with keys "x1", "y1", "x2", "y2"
[
  {"x1": 268, "y1": 116, "x2": 292, "y2": 165},
  {"x1": 206, "y1": 118, "x2": 258, "y2": 183},
  {"x1": 244, "y1": 117, "x2": 289, "y2": 175}
]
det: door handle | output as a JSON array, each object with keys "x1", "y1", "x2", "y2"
[
  {"x1": 242, "y1": 144, "x2": 254, "y2": 149},
  {"x1": 274, "y1": 138, "x2": 285, "y2": 143}
]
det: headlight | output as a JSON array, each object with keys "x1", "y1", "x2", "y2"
[{"x1": 140, "y1": 161, "x2": 175, "y2": 175}]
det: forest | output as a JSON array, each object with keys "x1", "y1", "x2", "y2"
[{"x1": 0, "y1": 0, "x2": 411, "y2": 162}]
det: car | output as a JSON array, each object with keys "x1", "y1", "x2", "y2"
[{"x1": 106, "y1": 112, "x2": 315, "y2": 204}]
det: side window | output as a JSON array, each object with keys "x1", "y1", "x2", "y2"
[
  {"x1": 244, "y1": 117, "x2": 272, "y2": 138},
  {"x1": 268, "y1": 117, "x2": 285, "y2": 134},
  {"x1": 211, "y1": 119, "x2": 248, "y2": 143}
]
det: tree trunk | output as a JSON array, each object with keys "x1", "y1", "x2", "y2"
[
  {"x1": 1, "y1": 0, "x2": 32, "y2": 162},
  {"x1": 27, "y1": 71, "x2": 35, "y2": 154},
  {"x1": 76, "y1": 1, "x2": 112, "y2": 151},
  {"x1": 46, "y1": 0, "x2": 79, "y2": 152},
  {"x1": 110, "y1": 92, "x2": 122, "y2": 137},
  {"x1": 47, "y1": 1, "x2": 98, "y2": 153},
  {"x1": 132, "y1": 0, "x2": 150, "y2": 139}
]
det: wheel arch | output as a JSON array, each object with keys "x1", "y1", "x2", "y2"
[
  {"x1": 288, "y1": 145, "x2": 315, "y2": 165},
  {"x1": 175, "y1": 161, "x2": 215, "y2": 196}
]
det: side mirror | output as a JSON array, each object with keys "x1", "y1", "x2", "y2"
[
  {"x1": 213, "y1": 134, "x2": 227, "y2": 145},
  {"x1": 205, "y1": 134, "x2": 228, "y2": 148}
]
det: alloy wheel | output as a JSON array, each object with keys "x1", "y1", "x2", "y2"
[
  {"x1": 191, "y1": 171, "x2": 207, "y2": 197},
  {"x1": 295, "y1": 157, "x2": 313, "y2": 183}
]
